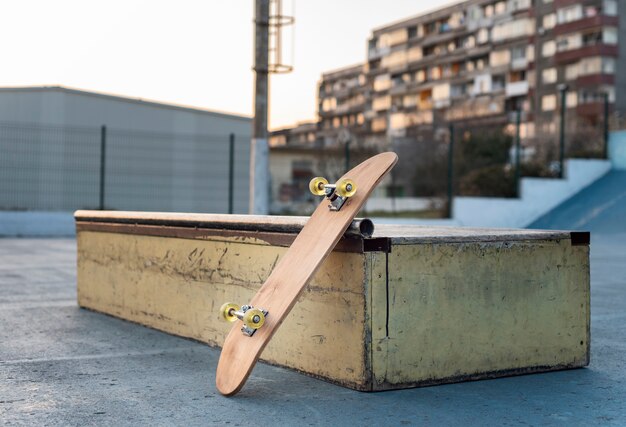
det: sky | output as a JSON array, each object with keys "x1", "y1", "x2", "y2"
[{"x1": 0, "y1": 0, "x2": 459, "y2": 130}]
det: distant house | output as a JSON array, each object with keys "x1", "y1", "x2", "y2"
[{"x1": 0, "y1": 86, "x2": 252, "y2": 213}]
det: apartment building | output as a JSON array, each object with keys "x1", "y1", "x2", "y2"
[{"x1": 312, "y1": 0, "x2": 623, "y2": 149}]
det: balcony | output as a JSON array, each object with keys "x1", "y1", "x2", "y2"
[
  {"x1": 433, "y1": 98, "x2": 451, "y2": 109},
  {"x1": 554, "y1": 15, "x2": 619, "y2": 36},
  {"x1": 577, "y1": 101, "x2": 613, "y2": 118},
  {"x1": 554, "y1": 44, "x2": 618, "y2": 64},
  {"x1": 506, "y1": 81, "x2": 529, "y2": 98},
  {"x1": 368, "y1": 46, "x2": 391, "y2": 60},
  {"x1": 577, "y1": 73, "x2": 615, "y2": 87},
  {"x1": 444, "y1": 95, "x2": 505, "y2": 121},
  {"x1": 554, "y1": 0, "x2": 584, "y2": 7}
]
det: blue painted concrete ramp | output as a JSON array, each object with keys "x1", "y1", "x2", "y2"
[{"x1": 529, "y1": 171, "x2": 626, "y2": 233}]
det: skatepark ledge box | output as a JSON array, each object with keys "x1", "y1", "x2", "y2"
[{"x1": 75, "y1": 210, "x2": 590, "y2": 391}]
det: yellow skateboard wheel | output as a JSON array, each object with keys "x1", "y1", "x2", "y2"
[
  {"x1": 220, "y1": 302, "x2": 240, "y2": 322},
  {"x1": 309, "y1": 177, "x2": 328, "y2": 196},
  {"x1": 336, "y1": 179, "x2": 357, "y2": 198},
  {"x1": 243, "y1": 308, "x2": 265, "y2": 330}
]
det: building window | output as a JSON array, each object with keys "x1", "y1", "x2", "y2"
[
  {"x1": 372, "y1": 96, "x2": 391, "y2": 111},
  {"x1": 565, "y1": 63, "x2": 579, "y2": 80},
  {"x1": 379, "y1": 29, "x2": 408, "y2": 48},
  {"x1": 492, "y1": 18, "x2": 534, "y2": 42},
  {"x1": 492, "y1": 75, "x2": 506, "y2": 91},
  {"x1": 511, "y1": 46, "x2": 525, "y2": 61},
  {"x1": 407, "y1": 26, "x2": 417, "y2": 39},
  {"x1": 415, "y1": 69, "x2": 426, "y2": 83},
  {"x1": 543, "y1": 13, "x2": 556, "y2": 30},
  {"x1": 490, "y1": 50, "x2": 510, "y2": 67},
  {"x1": 557, "y1": 5, "x2": 583, "y2": 24},
  {"x1": 371, "y1": 117, "x2": 387, "y2": 132},
  {"x1": 542, "y1": 94, "x2": 557, "y2": 111},
  {"x1": 579, "y1": 86, "x2": 615, "y2": 103},
  {"x1": 603, "y1": 0, "x2": 617, "y2": 16},
  {"x1": 373, "y1": 74, "x2": 391, "y2": 92},
  {"x1": 408, "y1": 46, "x2": 422, "y2": 62},
  {"x1": 403, "y1": 94, "x2": 418, "y2": 107},
  {"x1": 566, "y1": 92, "x2": 578, "y2": 108},
  {"x1": 603, "y1": 27, "x2": 618, "y2": 45},
  {"x1": 495, "y1": 1, "x2": 506, "y2": 15},
  {"x1": 433, "y1": 83, "x2": 451, "y2": 100},
  {"x1": 542, "y1": 40, "x2": 556, "y2": 57},
  {"x1": 542, "y1": 68, "x2": 557, "y2": 84},
  {"x1": 477, "y1": 28, "x2": 489, "y2": 44},
  {"x1": 578, "y1": 57, "x2": 615, "y2": 76},
  {"x1": 556, "y1": 33, "x2": 582, "y2": 52},
  {"x1": 381, "y1": 50, "x2": 407, "y2": 69},
  {"x1": 322, "y1": 97, "x2": 337, "y2": 112}
]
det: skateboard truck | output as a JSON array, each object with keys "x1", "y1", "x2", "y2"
[
  {"x1": 309, "y1": 177, "x2": 357, "y2": 211},
  {"x1": 220, "y1": 303, "x2": 268, "y2": 337}
]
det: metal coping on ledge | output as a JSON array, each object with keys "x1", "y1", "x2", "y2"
[{"x1": 74, "y1": 211, "x2": 374, "y2": 239}]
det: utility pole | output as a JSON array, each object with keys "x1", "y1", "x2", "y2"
[{"x1": 250, "y1": 0, "x2": 270, "y2": 215}]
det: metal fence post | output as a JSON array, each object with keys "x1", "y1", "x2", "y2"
[
  {"x1": 514, "y1": 110, "x2": 521, "y2": 197},
  {"x1": 603, "y1": 92, "x2": 610, "y2": 159},
  {"x1": 228, "y1": 133, "x2": 235, "y2": 214},
  {"x1": 99, "y1": 125, "x2": 106, "y2": 210},
  {"x1": 558, "y1": 84, "x2": 568, "y2": 179},
  {"x1": 447, "y1": 124, "x2": 455, "y2": 218}
]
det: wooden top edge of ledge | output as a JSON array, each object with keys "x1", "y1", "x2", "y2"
[{"x1": 74, "y1": 210, "x2": 582, "y2": 244}]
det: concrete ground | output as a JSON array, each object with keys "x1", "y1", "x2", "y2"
[{"x1": 2, "y1": 175, "x2": 625, "y2": 425}]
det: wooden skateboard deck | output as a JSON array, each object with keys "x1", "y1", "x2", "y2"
[{"x1": 215, "y1": 152, "x2": 398, "y2": 395}]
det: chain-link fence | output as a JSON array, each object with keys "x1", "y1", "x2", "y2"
[{"x1": 0, "y1": 122, "x2": 250, "y2": 213}]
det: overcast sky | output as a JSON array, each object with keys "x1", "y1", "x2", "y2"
[{"x1": 0, "y1": 0, "x2": 459, "y2": 129}]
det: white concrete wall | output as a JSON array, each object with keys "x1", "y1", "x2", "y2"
[
  {"x1": 365, "y1": 197, "x2": 444, "y2": 212},
  {"x1": 609, "y1": 130, "x2": 626, "y2": 170},
  {"x1": 452, "y1": 159, "x2": 611, "y2": 228}
]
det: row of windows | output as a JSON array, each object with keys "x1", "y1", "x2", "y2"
[
  {"x1": 556, "y1": 1, "x2": 617, "y2": 26},
  {"x1": 541, "y1": 85, "x2": 615, "y2": 111},
  {"x1": 323, "y1": 113, "x2": 365, "y2": 130},
  {"x1": 373, "y1": 55, "x2": 492, "y2": 93},
  {"x1": 542, "y1": 26, "x2": 616, "y2": 58}
]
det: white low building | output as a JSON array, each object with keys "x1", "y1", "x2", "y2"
[{"x1": 0, "y1": 86, "x2": 251, "y2": 213}]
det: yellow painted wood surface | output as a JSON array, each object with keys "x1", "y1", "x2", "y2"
[
  {"x1": 76, "y1": 224, "x2": 590, "y2": 391},
  {"x1": 370, "y1": 240, "x2": 589, "y2": 389},
  {"x1": 77, "y1": 231, "x2": 369, "y2": 389}
]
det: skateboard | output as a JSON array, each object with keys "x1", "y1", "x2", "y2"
[{"x1": 215, "y1": 151, "x2": 398, "y2": 396}]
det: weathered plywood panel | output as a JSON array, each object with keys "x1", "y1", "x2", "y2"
[
  {"x1": 371, "y1": 240, "x2": 589, "y2": 389},
  {"x1": 77, "y1": 231, "x2": 369, "y2": 388}
]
